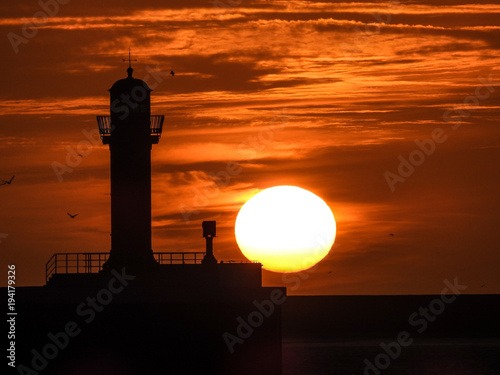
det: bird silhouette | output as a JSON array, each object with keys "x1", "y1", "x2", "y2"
[
  {"x1": 389, "y1": 233, "x2": 395, "y2": 237},
  {"x1": 170, "y1": 71, "x2": 175, "y2": 76},
  {"x1": 1, "y1": 176, "x2": 15, "y2": 185},
  {"x1": 67, "y1": 212, "x2": 79, "y2": 219}
]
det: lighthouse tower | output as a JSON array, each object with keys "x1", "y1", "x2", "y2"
[{"x1": 97, "y1": 59, "x2": 164, "y2": 272}]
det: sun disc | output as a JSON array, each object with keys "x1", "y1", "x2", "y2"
[{"x1": 235, "y1": 186, "x2": 336, "y2": 273}]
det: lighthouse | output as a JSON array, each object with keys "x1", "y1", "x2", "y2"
[
  {"x1": 21, "y1": 54, "x2": 285, "y2": 375},
  {"x1": 97, "y1": 58, "x2": 164, "y2": 272}
]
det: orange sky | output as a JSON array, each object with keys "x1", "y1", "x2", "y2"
[{"x1": 0, "y1": 0, "x2": 499, "y2": 294}]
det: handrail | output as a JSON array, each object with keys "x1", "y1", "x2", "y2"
[
  {"x1": 45, "y1": 251, "x2": 255, "y2": 282},
  {"x1": 45, "y1": 253, "x2": 110, "y2": 282},
  {"x1": 150, "y1": 115, "x2": 164, "y2": 136},
  {"x1": 154, "y1": 252, "x2": 205, "y2": 264},
  {"x1": 96, "y1": 115, "x2": 164, "y2": 138}
]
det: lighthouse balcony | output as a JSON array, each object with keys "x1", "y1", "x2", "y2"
[{"x1": 96, "y1": 115, "x2": 164, "y2": 144}]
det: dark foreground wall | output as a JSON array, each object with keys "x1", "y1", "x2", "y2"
[
  {"x1": 6, "y1": 279, "x2": 499, "y2": 375},
  {"x1": 5, "y1": 270, "x2": 285, "y2": 375},
  {"x1": 282, "y1": 294, "x2": 500, "y2": 339}
]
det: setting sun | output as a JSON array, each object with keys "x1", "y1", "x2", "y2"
[{"x1": 235, "y1": 186, "x2": 336, "y2": 273}]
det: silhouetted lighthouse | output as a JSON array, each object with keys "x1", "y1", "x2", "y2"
[
  {"x1": 17, "y1": 53, "x2": 284, "y2": 375},
  {"x1": 97, "y1": 59, "x2": 164, "y2": 272}
]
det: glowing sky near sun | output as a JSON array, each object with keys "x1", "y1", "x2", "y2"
[{"x1": 0, "y1": 0, "x2": 499, "y2": 294}]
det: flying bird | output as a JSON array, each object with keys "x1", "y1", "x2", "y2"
[
  {"x1": 1, "y1": 176, "x2": 15, "y2": 185},
  {"x1": 389, "y1": 233, "x2": 395, "y2": 237},
  {"x1": 67, "y1": 212, "x2": 79, "y2": 219},
  {"x1": 170, "y1": 71, "x2": 175, "y2": 76}
]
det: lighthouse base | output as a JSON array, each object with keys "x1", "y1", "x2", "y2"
[
  {"x1": 102, "y1": 248, "x2": 159, "y2": 274},
  {"x1": 15, "y1": 264, "x2": 284, "y2": 375}
]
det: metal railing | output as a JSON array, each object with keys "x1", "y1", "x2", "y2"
[
  {"x1": 46, "y1": 253, "x2": 110, "y2": 282},
  {"x1": 150, "y1": 115, "x2": 164, "y2": 136},
  {"x1": 45, "y1": 251, "x2": 218, "y2": 282},
  {"x1": 96, "y1": 115, "x2": 113, "y2": 137},
  {"x1": 155, "y1": 252, "x2": 205, "y2": 265},
  {"x1": 96, "y1": 115, "x2": 164, "y2": 143}
]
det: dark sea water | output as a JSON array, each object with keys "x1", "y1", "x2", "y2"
[{"x1": 282, "y1": 338, "x2": 500, "y2": 375}]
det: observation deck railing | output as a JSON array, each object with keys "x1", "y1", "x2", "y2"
[{"x1": 96, "y1": 115, "x2": 164, "y2": 144}]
